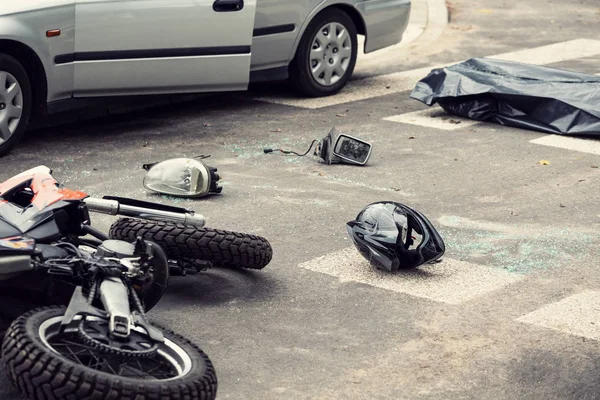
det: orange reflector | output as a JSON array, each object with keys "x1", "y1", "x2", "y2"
[{"x1": 46, "y1": 29, "x2": 61, "y2": 38}]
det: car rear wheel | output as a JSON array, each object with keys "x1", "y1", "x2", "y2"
[
  {"x1": 0, "y1": 54, "x2": 31, "y2": 158},
  {"x1": 289, "y1": 8, "x2": 358, "y2": 97}
]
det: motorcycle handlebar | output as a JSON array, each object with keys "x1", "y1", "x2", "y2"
[{"x1": 84, "y1": 197, "x2": 206, "y2": 227}]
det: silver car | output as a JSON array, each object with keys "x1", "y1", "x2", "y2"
[{"x1": 0, "y1": 0, "x2": 411, "y2": 156}]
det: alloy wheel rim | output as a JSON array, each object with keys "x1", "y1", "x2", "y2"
[
  {"x1": 309, "y1": 22, "x2": 353, "y2": 86},
  {"x1": 0, "y1": 71, "x2": 23, "y2": 144}
]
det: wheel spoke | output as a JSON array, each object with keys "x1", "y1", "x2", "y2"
[
  {"x1": 103, "y1": 359, "x2": 119, "y2": 375},
  {"x1": 0, "y1": 119, "x2": 11, "y2": 140},
  {"x1": 323, "y1": 67, "x2": 333, "y2": 85},
  {"x1": 0, "y1": 72, "x2": 7, "y2": 92},
  {"x1": 324, "y1": 24, "x2": 335, "y2": 42},
  {"x1": 136, "y1": 358, "x2": 145, "y2": 374},
  {"x1": 6, "y1": 82, "x2": 20, "y2": 102},
  {"x1": 311, "y1": 61, "x2": 325, "y2": 77},
  {"x1": 144, "y1": 362, "x2": 167, "y2": 376},
  {"x1": 337, "y1": 27, "x2": 349, "y2": 45},
  {"x1": 6, "y1": 104, "x2": 21, "y2": 120},
  {"x1": 340, "y1": 45, "x2": 352, "y2": 59},
  {"x1": 334, "y1": 64, "x2": 346, "y2": 78},
  {"x1": 315, "y1": 32, "x2": 326, "y2": 48},
  {"x1": 310, "y1": 47, "x2": 324, "y2": 62}
]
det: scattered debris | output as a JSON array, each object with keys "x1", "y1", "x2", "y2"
[
  {"x1": 410, "y1": 58, "x2": 600, "y2": 136},
  {"x1": 450, "y1": 25, "x2": 474, "y2": 31}
]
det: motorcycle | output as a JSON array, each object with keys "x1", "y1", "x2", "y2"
[{"x1": 0, "y1": 166, "x2": 273, "y2": 400}]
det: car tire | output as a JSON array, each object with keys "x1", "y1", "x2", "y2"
[
  {"x1": 289, "y1": 8, "x2": 358, "y2": 97},
  {"x1": 0, "y1": 54, "x2": 32, "y2": 157}
]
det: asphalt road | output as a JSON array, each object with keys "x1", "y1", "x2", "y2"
[{"x1": 2, "y1": 1, "x2": 600, "y2": 399}]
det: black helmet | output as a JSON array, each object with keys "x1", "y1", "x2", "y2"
[{"x1": 346, "y1": 201, "x2": 445, "y2": 272}]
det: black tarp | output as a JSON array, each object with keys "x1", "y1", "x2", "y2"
[{"x1": 410, "y1": 58, "x2": 600, "y2": 136}]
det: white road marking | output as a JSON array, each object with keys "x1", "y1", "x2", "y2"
[
  {"x1": 486, "y1": 39, "x2": 600, "y2": 65},
  {"x1": 383, "y1": 107, "x2": 480, "y2": 130},
  {"x1": 298, "y1": 247, "x2": 523, "y2": 305},
  {"x1": 529, "y1": 135, "x2": 600, "y2": 156},
  {"x1": 517, "y1": 290, "x2": 600, "y2": 341},
  {"x1": 254, "y1": 39, "x2": 600, "y2": 109}
]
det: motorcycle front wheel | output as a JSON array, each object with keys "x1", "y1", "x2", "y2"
[
  {"x1": 2, "y1": 306, "x2": 217, "y2": 400},
  {"x1": 110, "y1": 218, "x2": 273, "y2": 270}
]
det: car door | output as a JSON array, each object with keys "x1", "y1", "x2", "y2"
[{"x1": 72, "y1": 0, "x2": 256, "y2": 97}]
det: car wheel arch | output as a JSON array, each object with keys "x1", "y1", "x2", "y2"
[
  {"x1": 287, "y1": 2, "x2": 367, "y2": 65},
  {"x1": 0, "y1": 39, "x2": 48, "y2": 117}
]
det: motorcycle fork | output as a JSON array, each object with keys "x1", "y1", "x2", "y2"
[
  {"x1": 99, "y1": 277, "x2": 131, "y2": 338},
  {"x1": 60, "y1": 279, "x2": 165, "y2": 342}
]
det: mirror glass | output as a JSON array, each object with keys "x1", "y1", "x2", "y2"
[{"x1": 333, "y1": 135, "x2": 371, "y2": 164}]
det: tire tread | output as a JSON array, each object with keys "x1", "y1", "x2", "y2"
[
  {"x1": 109, "y1": 218, "x2": 273, "y2": 270},
  {"x1": 1, "y1": 306, "x2": 217, "y2": 400}
]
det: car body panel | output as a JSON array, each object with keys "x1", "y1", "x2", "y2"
[
  {"x1": 356, "y1": 0, "x2": 411, "y2": 53},
  {"x1": 0, "y1": 1, "x2": 75, "y2": 101},
  {"x1": 71, "y1": 0, "x2": 257, "y2": 96},
  {"x1": 251, "y1": 0, "x2": 411, "y2": 73},
  {"x1": 0, "y1": 0, "x2": 410, "y2": 104},
  {"x1": 251, "y1": 0, "x2": 320, "y2": 72}
]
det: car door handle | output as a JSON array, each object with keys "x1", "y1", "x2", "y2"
[{"x1": 213, "y1": 0, "x2": 244, "y2": 12}]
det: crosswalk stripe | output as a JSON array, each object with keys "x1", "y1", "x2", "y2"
[
  {"x1": 516, "y1": 290, "x2": 600, "y2": 340},
  {"x1": 529, "y1": 135, "x2": 600, "y2": 155},
  {"x1": 383, "y1": 107, "x2": 480, "y2": 130},
  {"x1": 298, "y1": 247, "x2": 523, "y2": 305},
  {"x1": 253, "y1": 39, "x2": 600, "y2": 109},
  {"x1": 486, "y1": 39, "x2": 600, "y2": 65}
]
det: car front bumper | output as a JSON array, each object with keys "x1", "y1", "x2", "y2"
[{"x1": 355, "y1": 0, "x2": 411, "y2": 53}]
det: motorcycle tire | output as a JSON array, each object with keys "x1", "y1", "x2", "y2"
[
  {"x1": 2, "y1": 306, "x2": 218, "y2": 400},
  {"x1": 110, "y1": 218, "x2": 273, "y2": 270}
]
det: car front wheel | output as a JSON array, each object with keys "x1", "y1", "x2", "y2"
[
  {"x1": 0, "y1": 54, "x2": 31, "y2": 157},
  {"x1": 289, "y1": 8, "x2": 358, "y2": 97}
]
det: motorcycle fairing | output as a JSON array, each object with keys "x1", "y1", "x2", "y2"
[
  {"x1": 0, "y1": 237, "x2": 36, "y2": 256},
  {"x1": 0, "y1": 166, "x2": 89, "y2": 237}
]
